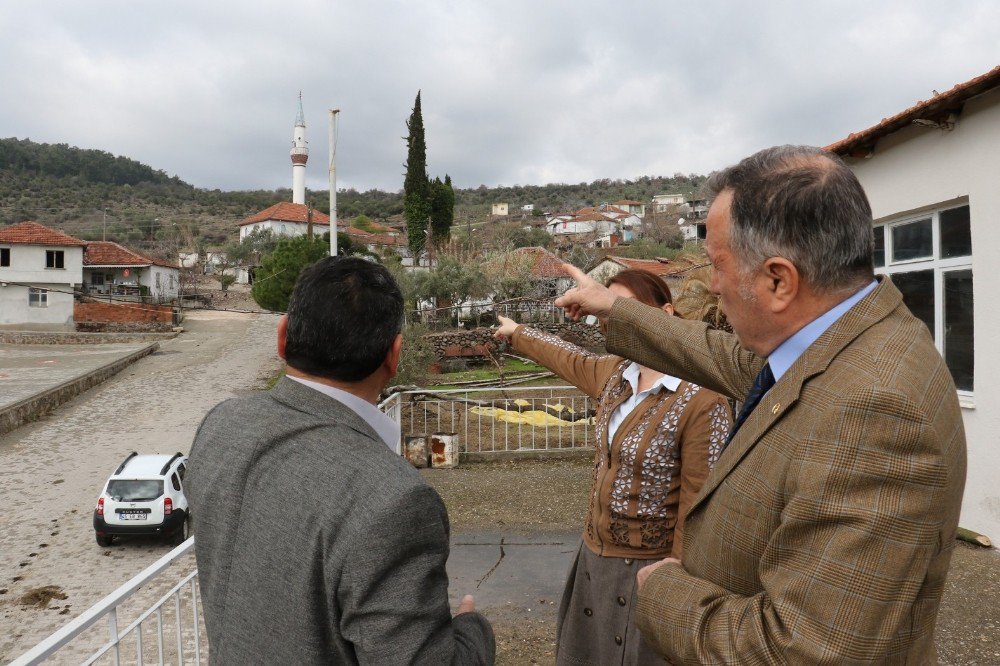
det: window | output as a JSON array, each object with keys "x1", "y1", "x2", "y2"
[
  {"x1": 171, "y1": 473, "x2": 181, "y2": 492},
  {"x1": 45, "y1": 250, "x2": 64, "y2": 269},
  {"x1": 1, "y1": 248, "x2": 9, "y2": 267},
  {"x1": 155, "y1": 272, "x2": 161, "y2": 289},
  {"x1": 91, "y1": 273, "x2": 105, "y2": 286},
  {"x1": 28, "y1": 288, "x2": 48, "y2": 308},
  {"x1": 874, "y1": 204, "x2": 973, "y2": 393}
]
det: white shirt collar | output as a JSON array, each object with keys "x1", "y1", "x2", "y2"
[
  {"x1": 768, "y1": 280, "x2": 878, "y2": 382},
  {"x1": 622, "y1": 362, "x2": 682, "y2": 396},
  {"x1": 287, "y1": 375, "x2": 400, "y2": 451}
]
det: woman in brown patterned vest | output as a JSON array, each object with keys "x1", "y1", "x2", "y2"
[{"x1": 495, "y1": 269, "x2": 731, "y2": 665}]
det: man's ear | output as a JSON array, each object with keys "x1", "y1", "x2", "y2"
[
  {"x1": 762, "y1": 257, "x2": 799, "y2": 313},
  {"x1": 661, "y1": 302, "x2": 675, "y2": 316},
  {"x1": 277, "y1": 315, "x2": 289, "y2": 360},
  {"x1": 384, "y1": 333, "x2": 404, "y2": 379}
]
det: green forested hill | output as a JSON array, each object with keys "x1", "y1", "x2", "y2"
[{"x1": 0, "y1": 137, "x2": 705, "y2": 253}]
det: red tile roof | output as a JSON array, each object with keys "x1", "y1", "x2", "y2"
[
  {"x1": 0, "y1": 221, "x2": 87, "y2": 247},
  {"x1": 85, "y1": 241, "x2": 176, "y2": 269},
  {"x1": 238, "y1": 202, "x2": 331, "y2": 227},
  {"x1": 516, "y1": 247, "x2": 571, "y2": 279},
  {"x1": 827, "y1": 64, "x2": 1000, "y2": 156}
]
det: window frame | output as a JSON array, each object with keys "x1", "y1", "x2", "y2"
[
  {"x1": 0, "y1": 247, "x2": 9, "y2": 267},
  {"x1": 874, "y1": 203, "x2": 973, "y2": 398},
  {"x1": 45, "y1": 250, "x2": 65, "y2": 269},
  {"x1": 28, "y1": 287, "x2": 48, "y2": 308}
]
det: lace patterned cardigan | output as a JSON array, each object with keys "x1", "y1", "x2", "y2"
[{"x1": 511, "y1": 325, "x2": 732, "y2": 560}]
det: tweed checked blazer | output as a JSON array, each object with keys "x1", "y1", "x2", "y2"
[
  {"x1": 186, "y1": 377, "x2": 495, "y2": 665},
  {"x1": 605, "y1": 277, "x2": 966, "y2": 664}
]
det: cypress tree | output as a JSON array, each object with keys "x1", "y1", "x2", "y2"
[
  {"x1": 429, "y1": 176, "x2": 452, "y2": 244},
  {"x1": 403, "y1": 91, "x2": 430, "y2": 255}
]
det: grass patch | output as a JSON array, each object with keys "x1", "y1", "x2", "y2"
[{"x1": 428, "y1": 358, "x2": 546, "y2": 388}]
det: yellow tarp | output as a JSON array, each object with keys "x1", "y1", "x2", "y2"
[{"x1": 470, "y1": 401, "x2": 593, "y2": 427}]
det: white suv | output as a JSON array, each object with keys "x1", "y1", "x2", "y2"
[{"x1": 93, "y1": 452, "x2": 190, "y2": 547}]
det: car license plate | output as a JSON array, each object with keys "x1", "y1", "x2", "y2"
[{"x1": 119, "y1": 512, "x2": 147, "y2": 521}]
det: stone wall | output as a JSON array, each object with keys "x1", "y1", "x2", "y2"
[
  {"x1": 0, "y1": 331, "x2": 177, "y2": 345},
  {"x1": 425, "y1": 322, "x2": 606, "y2": 360}
]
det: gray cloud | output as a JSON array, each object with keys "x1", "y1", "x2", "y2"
[{"x1": 0, "y1": 0, "x2": 997, "y2": 193}]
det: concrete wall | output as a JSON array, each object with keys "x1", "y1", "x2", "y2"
[
  {"x1": 0, "y1": 244, "x2": 83, "y2": 284},
  {"x1": 845, "y1": 87, "x2": 1000, "y2": 538},
  {"x1": 0, "y1": 283, "x2": 75, "y2": 327}
]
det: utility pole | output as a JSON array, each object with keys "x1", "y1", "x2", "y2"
[
  {"x1": 102, "y1": 207, "x2": 108, "y2": 241},
  {"x1": 328, "y1": 108, "x2": 340, "y2": 257}
]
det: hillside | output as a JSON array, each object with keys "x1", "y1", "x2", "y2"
[{"x1": 0, "y1": 137, "x2": 705, "y2": 255}]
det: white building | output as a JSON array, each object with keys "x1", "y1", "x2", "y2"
[
  {"x1": 0, "y1": 221, "x2": 85, "y2": 329},
  {"x1": 651, "y1": 192, "x2": 686, "y2": 212},
  {"x1": 83, "y1": 241, "x2": 180, "y2": 301},
  {"x1": 828, "y1": 63, "x2": 1000, "y2": 539},
  {"x1": 491, "y1": 203, "x2": 509, "y2": 216},
  {"x1": 238, "y1": 202, "x2": 331, "y2": 242}
]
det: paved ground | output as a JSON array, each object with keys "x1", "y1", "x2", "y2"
[
  {"x1": 1, "y1": 311, "x2": 997, "y2": 665},
  {"x1": 0, "y1": 342, "x2": 153, "y2": 410},
  {"x1": 0, "y1": 310, "x2": 283, "y2": 663}
]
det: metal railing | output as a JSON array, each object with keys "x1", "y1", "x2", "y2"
[
  {"x1": 16, "y1": 386, "x2": 594, "y2": 664},
  {"x1": 11, "y1": 539, "x2": 204, "y2": 666},
  {"x1": 380, "y1": 385, "x2": 595, "y2": 456}
]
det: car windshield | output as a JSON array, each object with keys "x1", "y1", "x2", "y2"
[{"x1": 106, "y1": 479, "x2": 163, "y2": 502}]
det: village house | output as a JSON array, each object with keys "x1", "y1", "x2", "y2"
[
  {"x1": 827, "y1": 63, "x2": 1000, "y2": 540},
  {"x1": 0, "y1": 221, "x2": 85, "y2": 329},
  {"x1": 491, "y1": 203, "x2": 509, "y2": 216},
  {"x1": 612, "y1": 199, "x2": 646, "y2": 218},
  {"x1": 238, "y1": 201, "x2": 330, "y2": 241},
  {"x1": 650, "y1": 192, "x2": 686, "y2": 212},
  {"x1": 83, "y1": 241, "x2": 180, "y2": 301}
]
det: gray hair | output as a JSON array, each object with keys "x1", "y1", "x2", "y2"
[{"x1": 705, "y1": 145, "x2": 874, "y2": 292}]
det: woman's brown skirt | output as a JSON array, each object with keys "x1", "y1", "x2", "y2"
[{"x1": 556, "y1": 541, "x2": 665, "y2": 665}]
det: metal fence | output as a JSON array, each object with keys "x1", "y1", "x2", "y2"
[
  {"x1": 11, "y1": 539, "x2": 204, "y2": 666},
  {"x1": 16, "y1": 387, "x2": 595, "y2": 664},
  {"x1": 380, "y1": 385, "x2": 595, "y2": 455}
]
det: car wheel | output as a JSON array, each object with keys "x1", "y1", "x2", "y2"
[
  {"x1": 96, "y1": 533, "x2": 114, "y2": 548},
  {"x1": 172, "y1": 517, "x2": 190, "y2": 546}
]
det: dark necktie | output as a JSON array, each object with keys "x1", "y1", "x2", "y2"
[{"x1": 725, "y1": 363, "x2": 775, "y2": 445}]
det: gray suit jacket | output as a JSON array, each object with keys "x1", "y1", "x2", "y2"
[{"x1": 187, "y1": 377, "x2": 495, "y2": 665}]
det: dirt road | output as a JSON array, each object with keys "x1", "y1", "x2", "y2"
[{"x1": 0, "y1": 310, "x2": 282, "y2": 662}]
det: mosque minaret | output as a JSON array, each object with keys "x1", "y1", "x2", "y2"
[{"x1": 290, "y1": 93, "x2": 309, "y2": 204}]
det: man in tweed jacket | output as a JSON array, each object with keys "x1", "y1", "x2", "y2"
[
  {"x1": 556, "y1": 146, "x2": 966, "y2": 664},
  {"x1": 186, "y1": 257, "x2": 494, "y2": 665}
]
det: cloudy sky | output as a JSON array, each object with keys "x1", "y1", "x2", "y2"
[{"x1": 1, "y1": 1, "x2": 997, "y2": 193}]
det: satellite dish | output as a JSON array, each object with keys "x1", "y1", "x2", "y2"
[{"x1": 677, "y1": 217, "x2": 686, "y2": 225}]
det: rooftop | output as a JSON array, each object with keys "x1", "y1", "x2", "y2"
[
  {"x1": 239, "y1": 202, "x2": 331, "y2": 227},
  {"x1": 85, "y1": 241, "x2": 176, "y2": 269},
  {"x1": 827, "y1": 64, "x2": 1000, "y2": 157},
  {"x1": 0, "y1": 221, "x2": 88, "y2": 247}
]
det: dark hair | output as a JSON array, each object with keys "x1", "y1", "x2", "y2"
[
  {"x1": 705, "y1": 145, "x2": 874, "y2": 292},
  {"x1": 606, "y1": 269, "x2": 677, "y2": 314},
  {"x1": 284, "y1": 256, "x2": 403, "y2": 382}
]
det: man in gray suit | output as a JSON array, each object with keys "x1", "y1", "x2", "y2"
[{"x1": 187, "y1": 256, "x2": 495, "y2": 665}]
